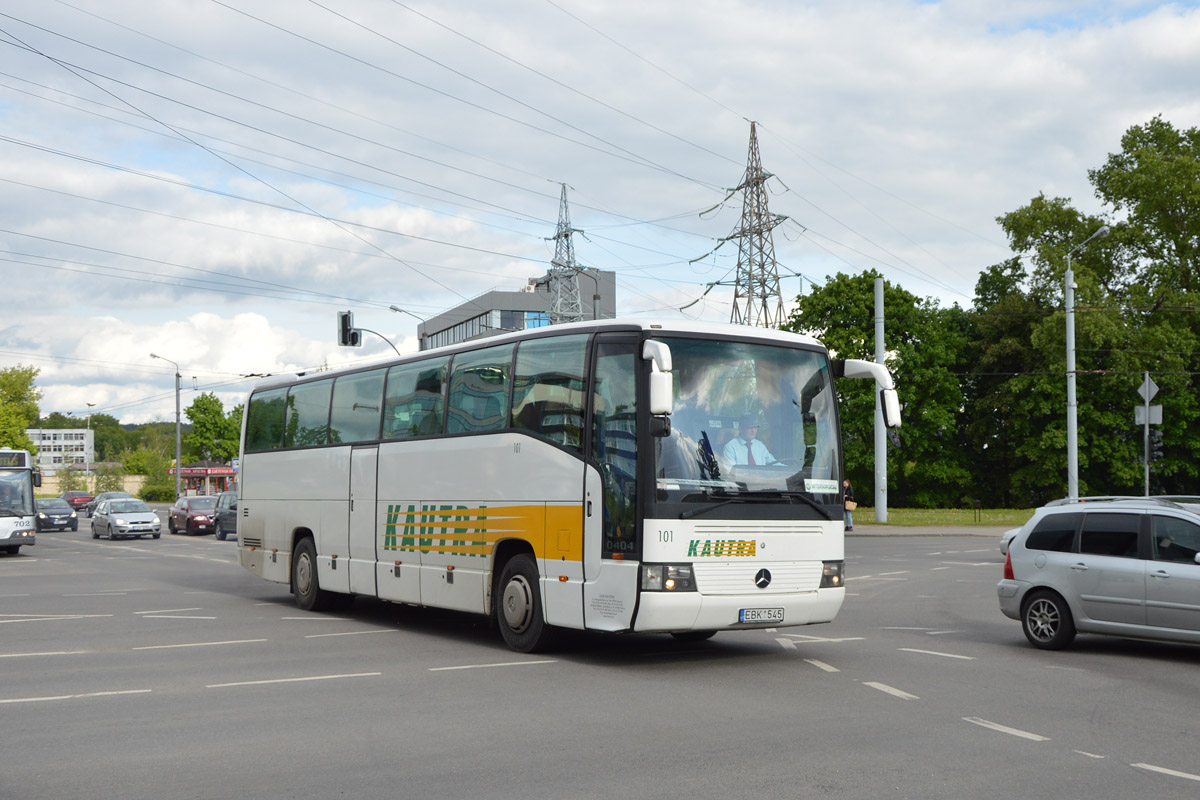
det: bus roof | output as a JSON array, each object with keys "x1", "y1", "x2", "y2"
[{"x1": 249, "y1": 318, "x2": 826, "y2": 392}]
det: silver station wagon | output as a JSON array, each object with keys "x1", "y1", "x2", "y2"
[{"x1": 998, "y1": 498, "x2": 1200, "y2": 649}]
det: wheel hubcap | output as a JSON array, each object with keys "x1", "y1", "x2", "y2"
[
  {"x1": 1027, "y1": 599, "x2": 1059, "y2": 641},
  {"x1": 502, "y1": 575, "x2": 534, "y2": 633},
  {"x1": 296, "y1": 554, "x2": 313, "y2": 595}
]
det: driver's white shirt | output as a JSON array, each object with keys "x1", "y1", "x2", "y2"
[{"x1": 722, "y1": 436, "x2": 775, "y2": 465}]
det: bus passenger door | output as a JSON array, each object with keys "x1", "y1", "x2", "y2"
[
  {"x1": 348, "y1": 446, "x2": 378, "y2": 596},
  {"x1": 583, "y1": 336, "x2": 640, "y2": 632}
]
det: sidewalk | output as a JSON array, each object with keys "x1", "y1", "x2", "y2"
[{"x1": 848, "y1": 523, "x2": 1011, "y2": 538}]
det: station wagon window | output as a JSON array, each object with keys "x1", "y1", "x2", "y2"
[
  {"x1": 329, "y1": 369, "x2": 385, "y2": 444},
  {"x1": 1025, "y1": 512, "x2": 1079, "y2": 552},
  {"x1": 1079, "y1": 513, "x2": 1140, "y2": 558},
  {"x1": 512, "y1": 334, "x2": 587, "y2": 454},
  {"x1": 447, "y1": 344, "x2": 513, "y2": 434},
  {"x1": 384, "y1": 357, "x2": 449, "y2": 439},
  {"x1": 1151, "y1": 515, "x2": 1200, "y2": 564},
  {"x1": 283, "y1": 379, "x2": 333, "y2": 448}
]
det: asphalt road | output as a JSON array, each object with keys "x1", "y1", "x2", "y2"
[{"x1": 3, "y1": 527, "x2": 1199, "y2": 799}]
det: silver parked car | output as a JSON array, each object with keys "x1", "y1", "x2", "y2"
[
  {"x1": 998, "y1": 498, "x2": 1200, "y2": 649},
  {"x1": 91, "y1": 498, "x2": 162, "y2": 540}
]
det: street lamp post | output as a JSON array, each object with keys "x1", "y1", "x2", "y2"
[
  {"x1": 150, "y1": 353, "x2": 182, "y2": 500},
  {"x1": 1065, "y1": 225, "x2": 1109, "y2": 499}
]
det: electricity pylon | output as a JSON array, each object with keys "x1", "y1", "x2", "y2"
[
  {"x1": 547, "y1": 183, "x2": 583, "y2": 325},
  {"x1": 726, "y1": 122, "x2": 786, "y2": 327}
]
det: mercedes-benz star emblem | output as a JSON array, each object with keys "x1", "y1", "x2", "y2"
[{"x1": 754, "y1": 568, "x2": 772, "y2": 589}]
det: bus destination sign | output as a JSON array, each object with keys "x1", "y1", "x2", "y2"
[{"x1": 0, "y1": 451, "x2": 28, "y2": 468}]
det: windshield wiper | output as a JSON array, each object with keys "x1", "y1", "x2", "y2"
[
  {"x1": 680, "y1": 496, "x2": 748, "y2": 520},
  {"x1": 775, "y1": 491, "x2": 836, "y2": 520}
]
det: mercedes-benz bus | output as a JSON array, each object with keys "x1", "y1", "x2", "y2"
[
  {"x1": 0, "y1": 449, "x2": 40, "y2": 554},
  {"x1": 236, "y1": 319, "x2": 900, "y2": 651}
]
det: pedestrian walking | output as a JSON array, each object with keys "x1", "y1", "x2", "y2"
[{"x1": 842, "y1": 478, "x2": 856, "y2": 530}]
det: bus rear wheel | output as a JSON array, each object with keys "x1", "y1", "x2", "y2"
[
  {"x1": 292, "y1": 537, "x2": 333, "y2": 612},
  {"x1": 497, "y1": 554, "x2": 554, "y2": 653}
]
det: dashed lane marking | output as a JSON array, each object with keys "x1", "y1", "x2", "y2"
[
  {"x1": 133, "y1": 639, "x2": 267, "y2": 650},
  {"x1": 429, "y1": 660, "x2": 557, "y2": 672},
  {"x1": 804, "y1": 659, "x2": 839, "y2": 673},
  {"x1": 208, "y1": 672, "x2": 381, "y2": 688},
  {"x1": 305, "y1": 629, "x2": 398, "y2": 638},
  {"x1": 963, "y1": 717, "x2": 1049, "y2": 741},
  {"x1": 0, "y1": 650, "x2": 86, "y2": 658},
  {"x1": 864, "y1": 682, "x2": 919, "y2": 700},
  {"x1": 0, "y1": 689, "x2": 152, "y2": 705},
  {"x1": 1131, "y1": 763, "x2": 1200, "y2": 782},
  {"x1": 899, "y1": 647, "x2": 975, "y2": 660},
  {"x1": 134, "y1": 608, "x2": 202, "y2": 615}
]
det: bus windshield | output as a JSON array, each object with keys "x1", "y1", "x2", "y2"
[
  {"x1": 0, "y1": 470, "x2": 35, "y2": 517},
  {"x1": 653, "y1": 337, "x2": 841, "y2": 507}
]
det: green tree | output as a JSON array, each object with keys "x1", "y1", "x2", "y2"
[
  {"x1": 0, "y1": 365, "x2": 41, "y2": 450},
  {"x1": 93, "y1": 464, "x2": 126, "y2": 494},
  {"x1": 785, "y1": 271, "x2": 972, "y2": 507},
  {"x1": 58, "y1": 467, "x2": 85, "y2": 494},
  {"x1": 183, "y1": 393, "x2": 240, "y2": 463}
]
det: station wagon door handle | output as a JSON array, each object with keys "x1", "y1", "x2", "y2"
[
  {"x1": 1070, "y1": 563, "x2": 1089, "y2": 572},
  {"x1": 1151, "y1": 569, "x2": 1171, "y2": 580}
]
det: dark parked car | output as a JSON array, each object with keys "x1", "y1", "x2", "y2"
[
  {"x1": 214, "y1": 491, "x2": 238, "y2": 541},
  {"x1": 60, "y1": 491, "x2": 94, "y2": 512},
  {"x1": 86, "y1": 491, "x2": 134, "y2": 517},
  {"x1": 91, "y1": 498, "x2": 161, "y2": 540},
  {"x1": 36, "y1": 497, "x2": 77, "y2": 531},
  {"x1": 167, "y1": 496, "x2": 217, "y2": 535}
]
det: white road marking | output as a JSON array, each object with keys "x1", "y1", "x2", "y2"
[
  {"x1": 775, "y1": 637, "x2": 797, "y2": 651},
  {"x1": 133, "y1": 639, "x2": 267, "y2": 650},
  {"x1": 429, "y1": 660, "x2": 557, "y2": 672},
  {"x1": 280, "y1": 616, "x2": 352, "y2": 621},
  {"x1": 305, "y1": 629, "x2": 397, "y2": 638},
  {"x1": 208, "y1": 672, "x2": 381, "y2": 688},
  {"x1": 0, "y1": 650, "x2": 86, "y2": 658},
  {"x1": 899, "y1": 647, "x2": 975, "y2": 660},
  {"x1": 64, "y1": 592, "x2": 127, "y2": 597},
  {"x1": 864, "y1": 682, "x2": 919, "y2": 700},
  {"x1": 881, "y1": 626, "x2": 935, "y2": 631},
  {"x1": 140, "y1": 615, "x2": 217, "y2": 620},
  {"x1": 1075, "y1": 751, "x2": 1106, "y2": 759},
  {"x1": 0, "y1": 689, "x2": 152, "y2": 705},
  {"x1": 878, "y1": 570, "x2": 910, "y2": 576},
  {"x1": 780, "y1": 633, "x2": 865, "y2": 643},
  {"x1": 1131, "y1": 763, "x2": 1200, "y2": 782},
  {"x1": 926, "y1": 630, "x2": 961, "y2": 635},
  {"x1": 804, "y1": 659, "x2": 839, "y2": 673},
  {"x1": 963, "y1": 717, "x2": 1049, "y2": 741},
  {"x1": 134, "y1": 608, "x2": 203, "y2": 615},
  {"x1": 0, "y1": 614, "x2": 114, "y2": 624},
  {"x1": 0, "y1": 593, "x2": 31, "y2": 598}
]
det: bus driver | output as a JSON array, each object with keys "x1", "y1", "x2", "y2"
[{"x1": 722, "y1": 413, "x2": 776, "y2": 466}]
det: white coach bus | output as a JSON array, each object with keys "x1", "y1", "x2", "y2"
[
  {"x1": 0, "y1": 448, "x2": 40, "y2": 555},
  {"x1": 236, "y1": 319, "x2": 900, "y2": 651}
]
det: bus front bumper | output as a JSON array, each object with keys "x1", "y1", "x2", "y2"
[
  {"x1": 1, "y1": 530, "x2": 35, "y2": 547},
  {"x1": 632, "y1": 588, "x2": 845, "y2": 633}
]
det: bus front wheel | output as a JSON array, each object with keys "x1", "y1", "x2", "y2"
[
  {"x1": 292, "y1": 537, "x2": 333, "y2": 612},
  {"x1": 497, "y1": 554, "x2": 554, "y2": 653}
]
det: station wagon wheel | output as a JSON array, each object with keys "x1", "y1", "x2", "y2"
[
  {"x1": 496, "y1": 554, "x2": 554, "y2": 653},
  {"x1": 1021, "y1": 590, "x2": 1076, "y2": 650}
]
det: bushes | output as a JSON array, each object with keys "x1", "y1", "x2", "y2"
[{"x1": 139, "y1": 483, "x2": 176, "y2": 502}]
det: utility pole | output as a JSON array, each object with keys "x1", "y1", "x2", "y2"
[
  {"x1": 726, "y1": 121, "x2": 787, "y2": 328},
  {"x1": 547, "y1": 183, "x2": 584, "y2": 325}
]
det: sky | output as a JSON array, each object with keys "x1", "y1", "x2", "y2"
[{"x1": 2, "y1": 0, "x2": 1199, "y2": 425}]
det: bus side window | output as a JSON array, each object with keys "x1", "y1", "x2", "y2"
[
  {"x1": 383, "y1": 358, "x2": 449, "y2": 439},
  {"x1": 244, "y1": 388, "x2": 288, "y2": 452},
  {"x1": 512, "y1": 334, "x2": 587, "y2": 453},
  {"x1": 329, "y1": 369, "x2": 386, "y2": 444},
  {"x1": 283, "y1": 379, "x2": 333, "y2": 448},
  {"x1": 447, "y1": 344, "x2": 513, "y2": 434}
]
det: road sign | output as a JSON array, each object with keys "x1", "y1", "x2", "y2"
[
  {"x1": 1135, "y1": 405, "x2": 1163, "y2": 425},
  {"x1": 1138, "y1": 375, "x2": 1159, "y2": 402}
]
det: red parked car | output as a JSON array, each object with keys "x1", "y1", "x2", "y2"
[
  {"x1": 60, "y1": 491, "x2": 94, "y2": 512},
  {"x1": 167, "y1": 496, "x2": 218, "y2": 535}
]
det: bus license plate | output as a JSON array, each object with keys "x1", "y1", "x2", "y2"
[{"x1": 739, "y1": 607, "x2": 784, "y2": 624}]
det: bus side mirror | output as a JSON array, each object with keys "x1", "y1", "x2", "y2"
[
  {"x1": 881, "y1": 389, "x2": 901, "y2": 429},
  {"x1": 643, "y1": 340, "x2": 674, "y2": 416},
  {"x1": 33, "y1": 472, "x2": 42, "y2": 488}
]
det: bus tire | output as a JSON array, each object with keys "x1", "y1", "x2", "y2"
[
  {"x1": 292, "y1": 537, "x2": 333, "y2": 612},
  {"x1": 496, "y1": 554, "x2": 554, "y2": 653}
]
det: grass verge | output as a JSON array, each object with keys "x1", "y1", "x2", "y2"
[{"x1": 853, "y1": 507, "x2": 1033, "y2": 527}]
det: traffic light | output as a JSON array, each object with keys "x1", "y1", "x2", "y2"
[
  {"x1": 1149, "y1": 428, "x2": 1165, "y2": 462},
  {"x1": 337, "y1": 311, "x2": 361, "y2": 347}
]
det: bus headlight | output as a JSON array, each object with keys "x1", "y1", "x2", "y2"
[
  {"x1": 820, "y1": 561, "x2": 844, "y2": 588},
  {"x1": 641, "y1": 564, "x2": 696, "y2": 592}
]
